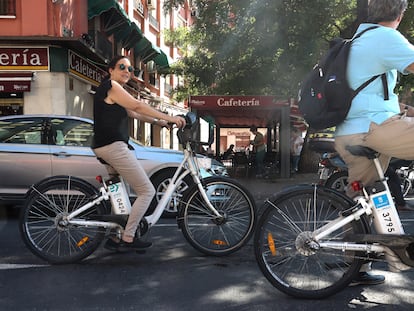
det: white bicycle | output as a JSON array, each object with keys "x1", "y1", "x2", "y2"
[
  {"x1": 20, "y1": 113, "x2": 256, "y2": 264},
  {"x1": 254, "y1": 145, "x2": 414, "y2": 299}
]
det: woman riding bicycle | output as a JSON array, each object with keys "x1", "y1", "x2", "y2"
[{"x1": 92, "y1": 55, "x2": 186, "y2": 251}]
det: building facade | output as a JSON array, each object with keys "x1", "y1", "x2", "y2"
[{"x1": 0, "y1": 0, "x2": 192, "y2": 149}]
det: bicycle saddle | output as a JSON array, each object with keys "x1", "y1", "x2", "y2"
[{"x1": 345, "y1": 145, "x2": 378, "y2": 159}]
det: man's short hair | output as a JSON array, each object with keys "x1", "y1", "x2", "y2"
[{"x1": 367, "y1": 0, "x2": 407, "y2": 23}]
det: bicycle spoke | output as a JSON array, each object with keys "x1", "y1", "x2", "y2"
[
  {"x1": 20, "y1": 176, "x2": 106, "y2": 264},
  {"x1": 254, "y1": 186, "x2": 364, "y2": 299},
  {"x1": 179, "y1": 177, "x2": 255, "y2": 256}
]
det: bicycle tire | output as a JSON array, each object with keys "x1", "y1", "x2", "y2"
[
  {"x1": 20, "y1": 176, "x2": 108, "y2": 264},
  {"x1": 178, "y1": 176, "x2": 256, "y2": 256},
  {"x1": 254, "y1": 185, "x2": 368, "y2": 299}
]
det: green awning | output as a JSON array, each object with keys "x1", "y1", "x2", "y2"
[
  {"x1": 88, "y1": 0, "x2": 130, "y2": 35},
  {"x1": 134, "y1": 38, "x2": 170, "y2": 68},
  {"x1": 153, "y1": 50, "x2": 171, "y2": 69},
  {"x1": 118, "y1": 22, "x2": 143, "y2": 49},
  {"x1": 134, "y1": 37, "x2": 160, "y2": 62},
  {"x1": 88, "y1": 0, "x2": 128, "y2": 20},
  {"x1": 89, "y1": 0, "x2": 169, "y2": 68}
]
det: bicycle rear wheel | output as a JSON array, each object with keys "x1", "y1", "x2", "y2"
[
  {"x1": 178, "y1": 176, "x2": 255, "y2": 256},
  {"x1": 254, "y1": 185, "x2": 368, "y2": 299},
  {"x1": 20, "y1": 176, "x2": 107, "y2": 264}
]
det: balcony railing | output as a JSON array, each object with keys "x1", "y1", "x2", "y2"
[{"x1": 149, "y1": 14, "x2": 159, "y2": 30}]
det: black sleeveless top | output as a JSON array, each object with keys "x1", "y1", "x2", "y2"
[{"x1": 92, "y1": 79, "x2": 129, "y2": 149}]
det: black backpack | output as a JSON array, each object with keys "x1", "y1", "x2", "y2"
[{"x1": 298, "y1": 26, "x2": 388, "y2": 130}]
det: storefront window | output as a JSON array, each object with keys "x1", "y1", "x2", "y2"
[{"x1": 0, "y1": 94, "x2": 23, "y2": 116}]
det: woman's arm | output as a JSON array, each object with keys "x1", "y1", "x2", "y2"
[
  {"x1": 127, "y1": 110, "x2": 169, "y2": 127},
  {"x1": 107, "y1": 80, "x2": 185, "y2": 127}
]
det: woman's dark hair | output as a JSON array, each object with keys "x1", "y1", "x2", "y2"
[
  {"x1": 102, "y1": 55, "x2": 129, "y2": 81},
  {"x1": 367, "y1": 0, "x2": 407, "y2": 23}
]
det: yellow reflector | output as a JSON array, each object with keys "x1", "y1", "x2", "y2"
[
  {"x1": 267, "y1": 232, "x2": 277, "y2": 256},
  {"x1": 212, "y1": 239, "x2": 228, "y2": 246},
  {"x1": 77, "y1": 236, "x2": 89, "y2": 247}
]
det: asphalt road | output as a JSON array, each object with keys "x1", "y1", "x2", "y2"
[{"x1": 1, "y1": 174, "x2": 414, "y2": 311}]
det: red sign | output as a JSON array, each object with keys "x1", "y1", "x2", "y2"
[
  {"x1": 0, "y1": 72, "x2": 33, "y2": 93},
  {"x1": 189, "y1": 95, "x2": 289, "y2": 110},
  {"x1": 0, "y1": 81, "x2": 30, "y2": 92},
  {"x1": 0, "y1": 47, "x2": 49, "y2": 70}
]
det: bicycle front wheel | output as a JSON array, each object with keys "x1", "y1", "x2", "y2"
[
  {"x1": 254, "y1": 185, "x2": 368, "y2": 299},
  {"x1": 20, "y1": 176, "x2": 107, "y2": 264},
  {"x1": 178, "y1": 176, "x2": 256, "y2": 256}
]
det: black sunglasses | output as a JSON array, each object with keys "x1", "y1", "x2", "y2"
[{"x1": 118, "y1": 63, "x2": 134, "y2": 73}]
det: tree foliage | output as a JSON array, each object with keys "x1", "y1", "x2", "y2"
[{"x1": 163, "y1": 0, "x2": 414, "y2": 103}]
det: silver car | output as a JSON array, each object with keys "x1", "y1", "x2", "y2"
[{"x1": 0, "y1": 115, "x2": 227, "y2": 216}]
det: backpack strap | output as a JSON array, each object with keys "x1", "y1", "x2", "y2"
[
  {"x1": 381, "y1": 73, "x2": 389, "y2": 100},
  {"x1": 352, "y1": 26, "x2": 380, "y2": 41},
  {"x1": 351, "y1": 26, "x2": 389, "y2": 101}
]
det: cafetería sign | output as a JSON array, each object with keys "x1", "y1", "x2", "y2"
[
  {"x1": 189, "y1": 95, "x2": 289, "y2": 110},
  {"x1": 0, "y1": 47, "x2": 49, "y2": 70},
  {"x1": 68, "y1": 50, "x2": 106, "y2": 86},
  {"x1": 0, "y1": 47, "x2": 49, "y2": 92},
  {"x1": 188, "y1": 95, "x2": 294, "y2": 127}
]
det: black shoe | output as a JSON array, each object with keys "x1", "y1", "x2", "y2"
[
  {"x1": 104, "y1": 238, "x2": 120, "y2": 251},
  {"x1": 349, "y1": 272, "x2": 385, "y2": 286},
  {"x1": 118, "y1": 239, "x2": 152, "y2": 252}
]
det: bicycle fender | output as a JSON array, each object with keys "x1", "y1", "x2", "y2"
[{"x1": 24, "y1": 175, "x2": 100, "y2": 201}]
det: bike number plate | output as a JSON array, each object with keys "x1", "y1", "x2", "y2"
[
  {"x1": 318, "y1": 168, "x2": 329, "y2": 180},
  {"x1": 372, "y1": 193, "x2": 389, "y2": 209},
  {"x1": 370, "y1": 191, "x2": 405, "y2": 234}
]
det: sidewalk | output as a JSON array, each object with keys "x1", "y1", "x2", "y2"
[{"x1": 235, "y1": 172, "x2": 318, "y2": 202}]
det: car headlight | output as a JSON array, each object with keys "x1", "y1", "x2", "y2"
[{"x1": 210, "y1": 160, "x2": 229, "y2": 176}]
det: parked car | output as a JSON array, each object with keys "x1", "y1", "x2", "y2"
[{"x1": 0, "y1": 114, "x2": 227, "y2": 217}]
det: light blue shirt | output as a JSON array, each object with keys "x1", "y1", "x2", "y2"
[{"x1": 335, "y1": 23, "x2": 414, "y2": 136}]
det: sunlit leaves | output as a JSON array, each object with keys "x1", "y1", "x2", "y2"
[{"x1": 164, "y1": 0, "x2": 414, "y2": 103}]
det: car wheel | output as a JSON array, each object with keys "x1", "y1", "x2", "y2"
[
  {"x1": 148, "y1": 170, "x2": 193, "y2": 218},
  {"x1": 325, "y1": 171, "x2": 348, "y2": 193}
]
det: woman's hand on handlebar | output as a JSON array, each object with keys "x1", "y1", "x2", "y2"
[
  {"x1": 156, "y1": 119, "x2": 170, "y2": 128},
  {"x1": 170, "y1": 115, "x2": 186, "y2": 129}
]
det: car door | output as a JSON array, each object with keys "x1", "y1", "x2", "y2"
[
  {"x1": 0, "y1": 116, "x2": 52, "y2": 196},
  {"x1": 48, "y1": 117, "x2": 108, "y2": 188}
]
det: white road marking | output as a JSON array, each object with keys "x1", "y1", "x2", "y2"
[{"x1": 0, "y1": 263, "x2": 49, "y2": 270}]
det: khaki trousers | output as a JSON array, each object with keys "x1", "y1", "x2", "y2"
[
  {"x1": 93, "y1": 141, "x2": 155, "y2": 238},
  {"x1": 336, "y1": 115, "x2": 414, "y2": 272},
  {"x1": 335, "y1": 115, "x2": 414, "y2": 196}
]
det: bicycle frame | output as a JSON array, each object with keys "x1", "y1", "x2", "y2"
[
  {"x1": 146, "y1": 142, "x2": 221, "y2": 225},
  {"x1": 62, "y1": 141, "x2": 221, "y2": 231},
  {"x1": 306, "y1": 155, "x2": 412, "y2": 270}
]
